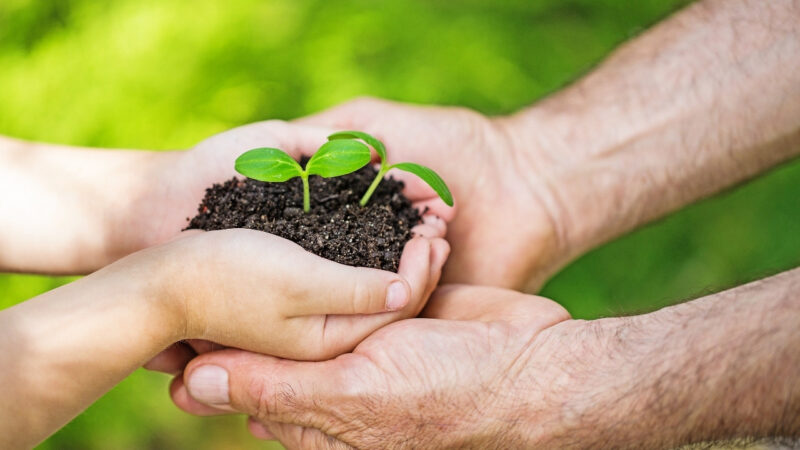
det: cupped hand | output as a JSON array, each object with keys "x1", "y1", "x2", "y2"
[
  {"x1": 120, "y1": 120, "x2": 453, "y2": 263},
  {"x1": 128, "y1": 220, "x2": 448, "y2": 363},
  {"x1": 295, "y1": 97, "x2": 570, "y2": 290},
  {"x1": 167, "y1": 285, "x2": 609, "y2": 449}
]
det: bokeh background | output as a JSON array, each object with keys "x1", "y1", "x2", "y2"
[{"x1": 1, "y1": 0, "x2": 798, "y2": 448}]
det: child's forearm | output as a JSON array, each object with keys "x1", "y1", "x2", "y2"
[
  {"x1": 0, "y1": 136, "x2": 165, "y2": 274},
  {"x1": 0, "y1": 257, "x2": 180, "y2": 449}
]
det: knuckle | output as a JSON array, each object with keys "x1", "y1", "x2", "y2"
[
  {"x1": 248, "y1": 376, "x2": 273, "y2": 421},
  {"x1": 248, "y1": 376, "x2": 306, "y2": 423},
  {"x1": 251, "y1": 377, "x2": 306, "y2": 422}
]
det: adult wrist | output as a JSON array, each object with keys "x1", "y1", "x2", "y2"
[
  {"x1": 504, "y1": 317, "x2": 650, "y2": 449},
  {"x1": 491, "y1": 108, "x2": 617, "y2": 279},
  {"x1": 525, "y1": 274, "x2": 800, "y2": 449}
]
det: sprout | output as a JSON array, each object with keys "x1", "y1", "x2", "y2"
[
  {"x1": 234, "y1": 139, "x2": 371, "y2": 212},
  {"x1": 328, "y1": 131, "x2": 454, "y2": 207}
]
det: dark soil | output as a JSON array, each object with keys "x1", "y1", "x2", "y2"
[{"x1": 186, "y1": 162, "x2": 423, "y2": 272}]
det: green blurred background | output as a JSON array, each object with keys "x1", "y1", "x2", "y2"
[{"x1": 1, "y1": 0, "x2": 798, "y2": 448}]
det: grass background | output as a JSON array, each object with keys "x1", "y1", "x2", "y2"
[{"x1": 1, "y1": 0, "x2": 798, "y2": 448}]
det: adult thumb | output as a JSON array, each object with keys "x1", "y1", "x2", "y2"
[{"x1": 182, "y1": 349, "x2": 349, "y2": 428}]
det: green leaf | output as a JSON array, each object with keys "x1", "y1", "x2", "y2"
[
  {"x1": 306, "y1": 139, "x2": 371, "y2": 178},
  {"x1": 391, "y1": 162, "x2": 454, "y2": 206},
  {"x1": 328, "y1": 130, "x2": 387, "y2": 162},
  {"x1": 234, "y1": 148, "x2": 303, "y2": 182}
]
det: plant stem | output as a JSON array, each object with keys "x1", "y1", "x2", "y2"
[
  {"x1": 360, "y1": 165, "x2": 390, "y2": 206},
  {"x1": 301, "y1": 173, "x2": 311, "y2": 212}
]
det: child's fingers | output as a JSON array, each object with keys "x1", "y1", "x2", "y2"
[
  {"x1": 313, "y1": 237, "x2": 443, "y2": 356},
  {"x1": 285, "y1": 239, "x2": 432, "y2": 317},
  {"x1": 412, "y1": 198, "x2": 456, "y2": 223},
  {"x1": 411, "y1": 215, "x2": 447, "y2": 239},
  {"x1": 396, "y1": 236, "x2": 436, "y2": 305},
  {"x1": 420, "y1": 237, "x2": 450, "y2": 315},
  {"x1": 422, "y1": 215, "x2": 447, "y2": 236}
]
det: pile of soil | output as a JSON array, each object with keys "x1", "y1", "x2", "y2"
[{"x1": 187, "y1": 162, "x2": 422, "y2": 272}]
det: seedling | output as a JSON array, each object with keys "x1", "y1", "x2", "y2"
[
  {"x1": 328, "y1": 131, "x2": 454, "y2": 207},
  {"x1": 234, "y1": 139, "x2": 371, "y2": 212}
]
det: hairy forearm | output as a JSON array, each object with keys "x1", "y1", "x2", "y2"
[
  {"x1": 558, "y1": 269, "x2": 800, "y2": 448},
  {"x1": 0, "y1": 136, "x2": 163, "y2": 274},
  {"x1": 503, "y1": 0, "x2": 800, "y2": 262},
  {"x1": 0, "y1": 257, "x2": 180, "y2": 448}
]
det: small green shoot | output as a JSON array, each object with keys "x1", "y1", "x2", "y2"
[
  {"x1": 235, "y1": 139, "x2": 371, "y2": 212},
  {"x1": 328, "y1": 131, "x2": 454, "y2": 207}
]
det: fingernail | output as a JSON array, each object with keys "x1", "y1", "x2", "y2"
[
  {"x1": 386, "y1": 281, "x2": 409, "y2": 311},
  {"x1": 187, "y1": 365, "x2": 230, "y2": 405}
]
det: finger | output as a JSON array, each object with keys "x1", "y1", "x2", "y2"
[
  {"x1": 422, "y1": 284, "x2": 571, "y2": 327},
  {"x1": 410, "y1": 215, "x2": 447, "y2": 239},
  {"x1": 421, "y1": 215, "x2": 447, "y2": 237},
  {"x1": 183, "y1": 349, "x2": 364, "y2": 428},
  {"x1": 170, "y1": 374, "x2": 236, "y2": 416},
  {"x1": 412, "y1": 197, "x2": 457, "y2": 223},
  {"x1": 395, "y1": 236, "x2": 435, "y2": 307},
  {"x1": 144, "y1": 342, "x2": 196, "y2": 375},
  {"x1": 426, "y1": 238, "x2": 451, "y2": 306},
  {"x1": 318, "y1": 237, "x2": 448, "y2": 354},
  {"x1": 285, "y1": 250, "x2": 418, "y2": 317},
  {"x1": 287, "y1": 237, "x2": 433, "y2": 358},
  {"x1": 410, "y1": 224, "x2": 440, "y2": 239}
]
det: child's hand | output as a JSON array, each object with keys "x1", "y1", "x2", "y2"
[
  {"x1": 136, "y1": 219, "x2": 448, "y2": 363},
  {"x1": 119, "y1": 121, "x2": 455, "y2": 268},
  {"x1": 0, "y1": 209, "x2": 446, "y2": 449}
]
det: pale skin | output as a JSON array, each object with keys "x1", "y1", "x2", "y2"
[
  {"x1": 165, "y1": 0, "x2": 800, "y2": 447},
  {"x1": 0, "y1": 126, "x2": 453, "y2": 449},
  {"x1": 0, "y1": 123, "x2": 453, "y2": 275}
]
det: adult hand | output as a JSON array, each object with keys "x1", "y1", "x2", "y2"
[
  {"x1": 295, "y1": 98, "x2": 571, "y2": 291},
  {"x1": 172, "y1": 269, "x2": 800, "y2": 449},
  {"x1": 170, "y1": 285, "x2": 587, "y2": 448}
]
